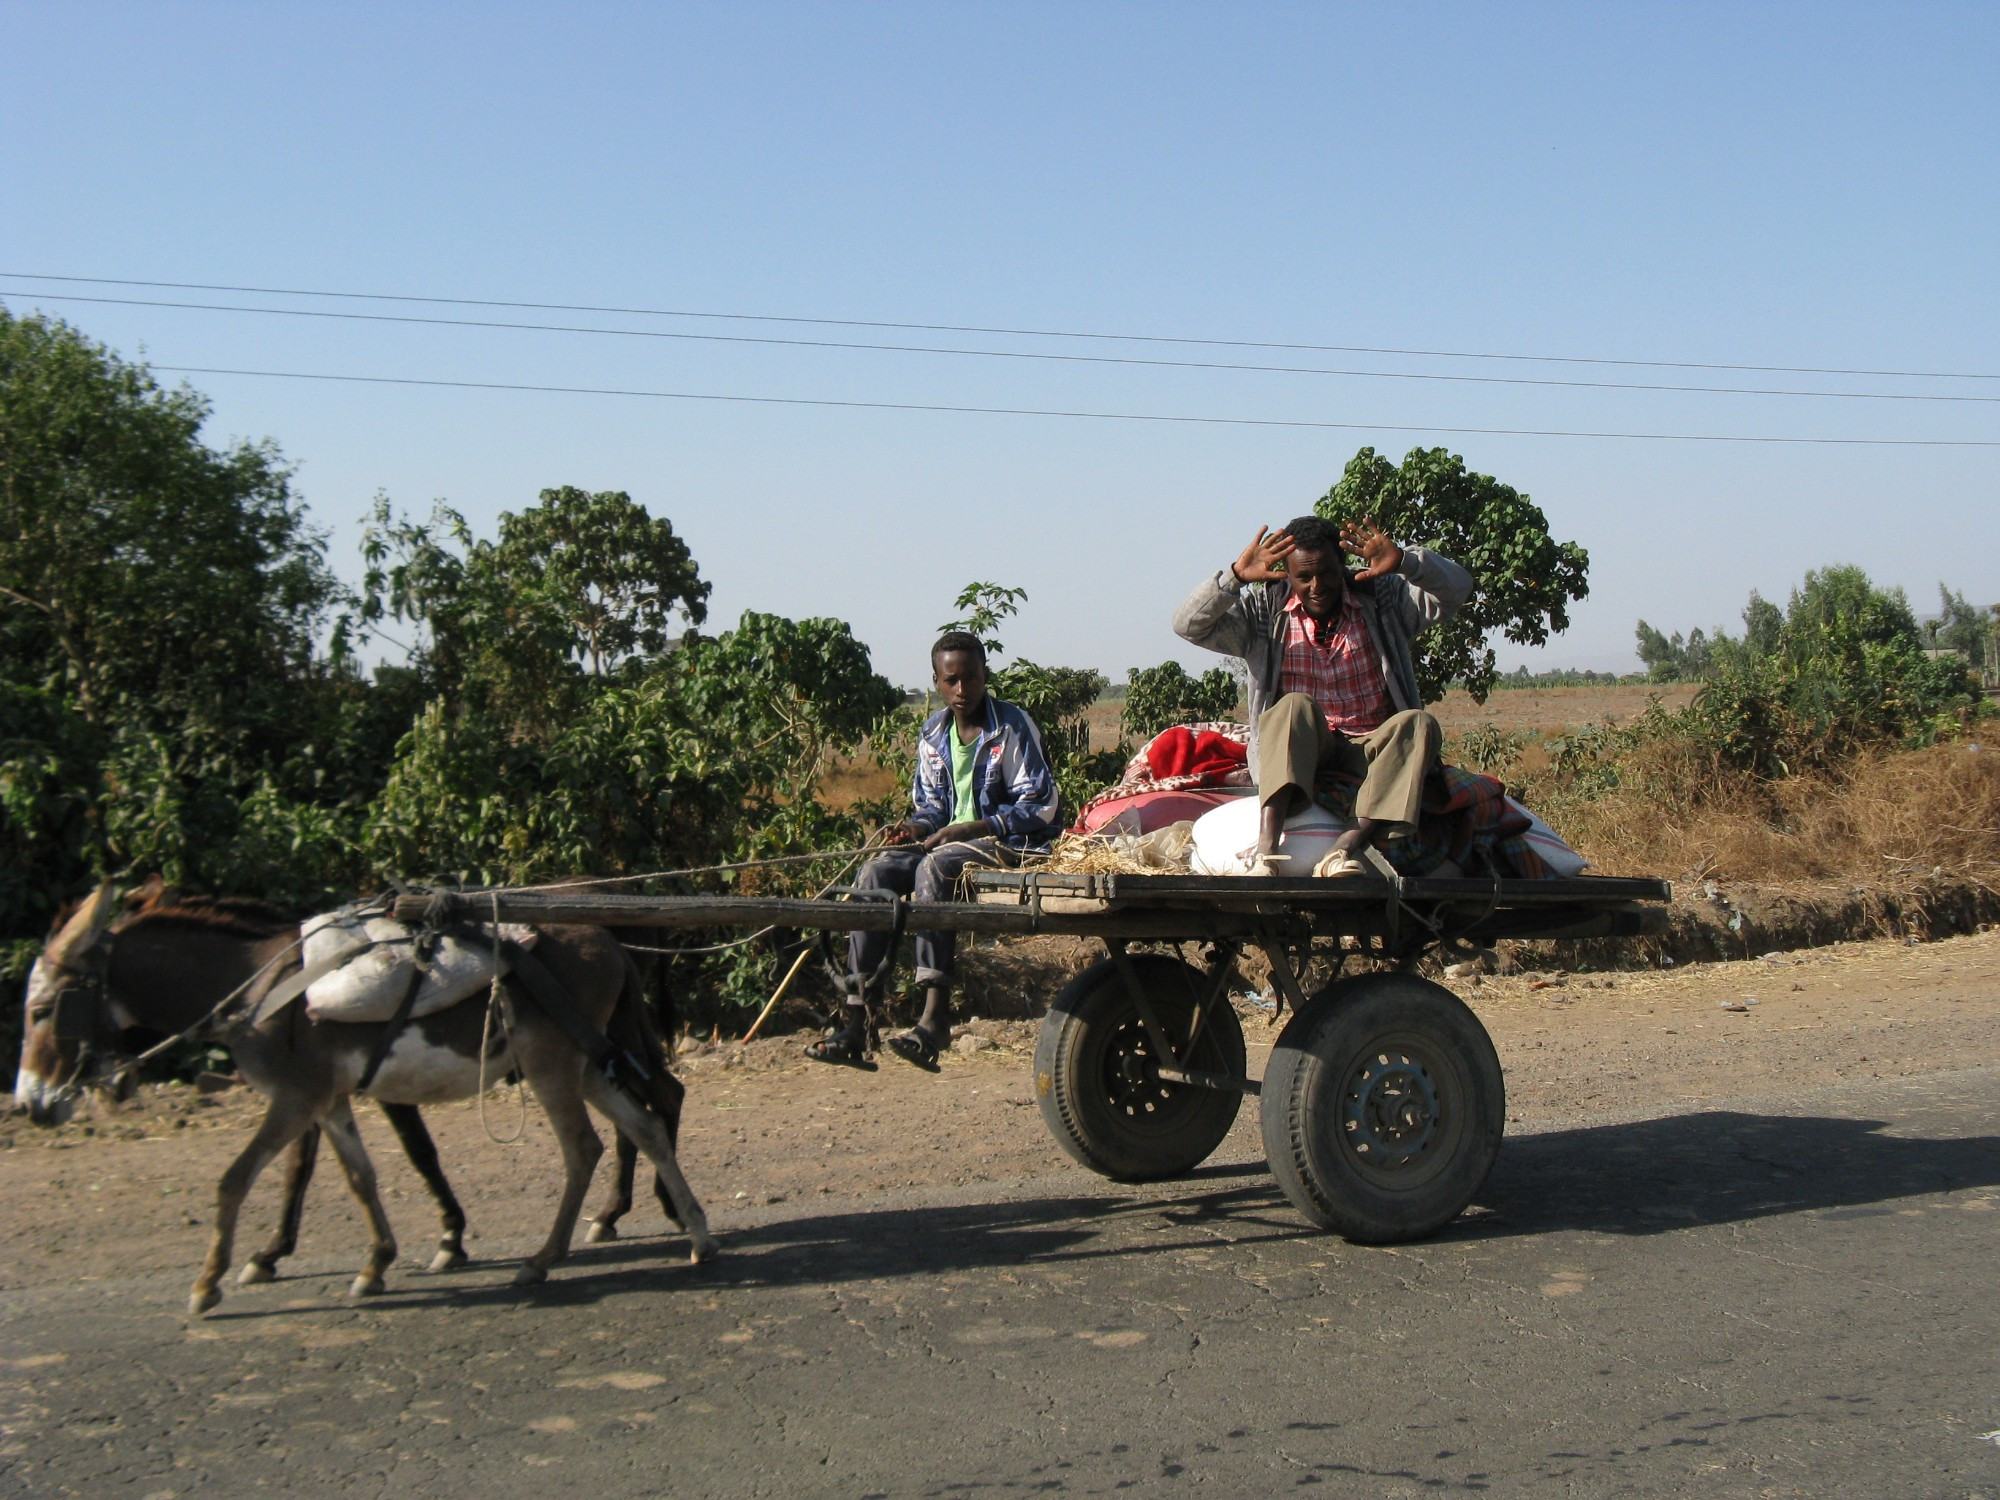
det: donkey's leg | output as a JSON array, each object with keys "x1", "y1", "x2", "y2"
[
  {"x1": 240, "y1": 1124, "x2": 322, "y2": 1285},
  {"x1": 319, "y1": 1099, "x2": 399, "y2": 1297},
  {"x1": 581, "y1": 1071, "x2": 717, "y2": 1264},
  {"x1": 192, "y1": 1096, "x2": 324, "y2": 1317},
  {"x1": 585, "y1": 1132, "x2": 640, "y2": 1243},
  {"x1": 381, "y1": 1103, "x2": 469, "y2": 1271},
  {"x1": 513, "y1": 1067, "x2": 603, "y2": 1287}
]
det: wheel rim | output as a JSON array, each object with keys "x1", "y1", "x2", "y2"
[
  {"x1": 1335, "y1": 1037, "x2": 1461, "y2": 1188},
  {"x1": 1097, "y1": 1012, "x2": 1199, "y2": 1135}
]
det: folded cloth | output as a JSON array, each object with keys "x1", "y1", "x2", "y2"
[
  {"x1": 1078, "y1": 721, "x2": 1252, "y2": 830},
  {"x1": 1378, "y1": 765, "x2": 1553, "y2": 879}
]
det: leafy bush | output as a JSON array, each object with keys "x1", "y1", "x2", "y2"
[
  {"x1": 1693, "y1": 566, "x2": 1980, "y2": 775},
  {"x1": 1122, "y1": 661, "x2": 1240, "y2": 740}
]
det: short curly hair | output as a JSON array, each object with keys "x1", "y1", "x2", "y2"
[
  {"x1": 931, "y1": 630, "x2": 987, "y2": 666},
  {"x1": 1283, "y1": 515, "x2": 1343, "y2": 557}
]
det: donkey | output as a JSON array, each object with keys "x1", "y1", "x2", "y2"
[
  {"x1": 16, "y1": 889, "x2": 691, "y2": 1273},
  {"x1": 19, "y1": 886, "x2": 714, "y2": 1315},
  {"x1": 17, "y1": 888, "x2": 490, "y2": 1279}
]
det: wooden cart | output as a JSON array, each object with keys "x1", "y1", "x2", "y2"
[{"x1": 396, "y1": 870, "x2": 1670, "y2": 1243}]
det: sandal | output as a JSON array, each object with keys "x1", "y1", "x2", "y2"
[
  {"x1": 804, "y1": 1028, "x2": 877, "y2": 1069},
  {"x1": 1313, "y1": 848, "x2": 1369, "y2": 878},
  {"x1": 885, "y1": 1027, "x2": 945, "y2": 1073}
]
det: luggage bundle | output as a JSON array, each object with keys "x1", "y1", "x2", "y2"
[{"x1": 298, "y1": 911, "x2": 538, "y2": 1023}]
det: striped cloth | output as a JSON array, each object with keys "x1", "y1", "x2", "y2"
[{"x1": 1317, "y1": 763, "x2": 1555, "y2": 879}]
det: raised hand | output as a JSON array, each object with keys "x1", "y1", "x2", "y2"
[
  {"x1": 1231, "y1": 525, "x2": 1296, "y2": 583},
  {"x1": 1338, "y1": 516, "x2": 1404, "y2": 581}
]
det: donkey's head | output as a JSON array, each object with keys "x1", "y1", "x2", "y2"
[{"x1": 14, "y1": 883, "x2": 125, "y2": 1126}]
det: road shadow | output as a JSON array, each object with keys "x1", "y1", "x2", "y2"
[
  {"x1": 216, "y1": 1109, "x2": 2000, "y2": 1317},
  {"x1": 1453, "y1": 1108, "x2": 2000, "y2": 1242}
]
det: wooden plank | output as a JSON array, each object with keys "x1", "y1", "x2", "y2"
[{"x1": 390, "y1": 890, "x2": 1264, "y2": 941}]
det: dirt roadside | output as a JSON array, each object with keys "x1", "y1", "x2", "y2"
[{"x1": 3, "y1": 926, "x2": 1996, "y2": 1297}]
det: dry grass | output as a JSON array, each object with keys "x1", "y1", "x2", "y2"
[
  {"x1": 1027, "y1": 832, "x2": 1183, "y2": 876},
  {"x1": 1549, "y1": 741, "x2": 2000, "y2": 889}
]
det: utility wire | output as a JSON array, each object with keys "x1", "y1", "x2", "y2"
[
  {"x1": 5, "y1": 269, "x2": 1996, "y2": 383},
  {"x1": 148, "y1": 363, "x2": 2000, "y2": 447},
  {"x1": 13, "y1": 289, "x2": 2000, "y2": 408}
]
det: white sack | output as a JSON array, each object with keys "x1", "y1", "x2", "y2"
[
  {"x1": 300, "y1": 912, "x2": 533, "y2": 1024},
  {"x1": 1504, "y1": 799, "x2": 1590, "y2": 877},
  {"x1": 1189, "y1": 796, "x2": 1350, "y2": 877}
]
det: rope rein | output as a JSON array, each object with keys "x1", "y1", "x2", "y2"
[
  {"x1": 476, "y1": 889, "x2": 527, "y2": 1144},
  {"x1": 127, "y1": 936, "x2": 307, "y2": 1067},
  {"x1": 504, "y1": 844, "x2": 886, "y2": 894}
]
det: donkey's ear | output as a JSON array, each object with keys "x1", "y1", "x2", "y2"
[
  {"x1": 127, "y1": 873, "x2": 178, "y2": 913},
  {"x1": 47, "y1": 881, "x2": 119, "y2": 966}
]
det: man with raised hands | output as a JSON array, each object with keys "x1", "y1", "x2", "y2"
[{"x1": 1172, "y1": 514, "x2": 1473, "y2": 875}]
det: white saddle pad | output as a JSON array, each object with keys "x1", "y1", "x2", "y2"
[{"x1": 299, "y1": 912, "x2": 537, "y2": 1024}]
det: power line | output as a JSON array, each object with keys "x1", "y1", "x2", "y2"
[
  {"x1": 149, "y1": 363, "x2": 2000, "y2": 447},
  {"x1": 13, "y1": 289, "x2": 2000, "y2": 409},
  {"x1": 4, "y1": 269, "x2": 1996, "y2": 384}
]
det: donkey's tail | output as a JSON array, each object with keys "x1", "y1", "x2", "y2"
[{"x1": 610, "y1": 950, "x2": 686, "y2": 1149}]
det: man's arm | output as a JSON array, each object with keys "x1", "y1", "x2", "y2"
[
  {"x1": 1340, "y1": 517, "x2": 1473, "y2": 634},
  {"x1": 1390, "y1": 546, "x2": 1474, "y2": 630},
  {"x1": 1172, "y1": 525, "x2": 1294, "y2": 657}
]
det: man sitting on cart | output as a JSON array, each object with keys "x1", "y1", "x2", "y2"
[
  {"x1": 1173, "y1": 514, "x2": 1473, "y2": 875},
  {"x1": 808, "y1": 629, "x2": 1062, "y2": 1070}
]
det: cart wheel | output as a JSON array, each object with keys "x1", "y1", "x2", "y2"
[
  {"x1": 1035, "y1": 954, "x2": 1247, "y2": 1182},
  {"x1": 1259, "y1": 972, "x2": 1503, "y2": 1243}
]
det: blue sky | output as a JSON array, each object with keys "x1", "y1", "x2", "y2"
[{"x1": 4, "y1": 3, "x2": 1996, "y2": 685}]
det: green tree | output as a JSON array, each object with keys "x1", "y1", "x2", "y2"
[
  {"x1": 1634, "y1": 621, "x2": 1714, "y2": 681},
  {"x1": 0, "y1": 311, "x2": 367, "y2": 950},
  {"x1": 1693, "y1": 565, "x2": 1978, "y2": 773},
  {"x1": 0, "y1": 310, "x2": 341, "y2": 732},
  {"x1": 1315, "y1": 446, "x2": 1589, "y2": 702},
  {"x1": 1932, "y1": 585, "x2": 1989, "y2": 669},
  {"x1": 1122, "y1": 660, "x2": 1241, "y2": 738},
  {"x1": 359, "y1": 487, "x2": 708, "y2": 736}
]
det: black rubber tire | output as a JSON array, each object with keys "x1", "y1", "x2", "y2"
[
  {"x1": 1034, "y1": 954, "x2": 1248, "y2": 1182},
  {"x1": 1259, "y1": 972, "x2": 1504, "y2": 1243}
]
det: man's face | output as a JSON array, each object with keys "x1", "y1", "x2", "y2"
[
  {"x1": 1286, "y1": 547, "x2": 1346, "y2": 621},
  {"x1": 933, "y1": 649, "x2": 988, "y2": 717}
]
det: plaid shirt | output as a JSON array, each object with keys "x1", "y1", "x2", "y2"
[{"x1": 1279, "y1": 592, "x2": 1392, "y2": 735}]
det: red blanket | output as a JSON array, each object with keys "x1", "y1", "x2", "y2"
[{"x1": 1143, "y1": 725, "x2": 1248, "y2": 782}]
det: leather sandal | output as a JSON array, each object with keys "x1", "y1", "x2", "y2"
[
  {"x1": 885, "y1": 1027, "x2": 945, "y2": 1073},
  {"x1": 805, "y1": 1028, "x2": 877, "y2": 1069}
]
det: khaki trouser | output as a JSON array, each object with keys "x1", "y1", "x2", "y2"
[{"x1": 1257, "y1": 692, "x2": 1440, "y2": 829}]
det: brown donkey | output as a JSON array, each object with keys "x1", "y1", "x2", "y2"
[
  {"x1": 18, "y1": 887, "x2": 715, "y2": 1315},
  {"x1": 17, "y1": 890, "x2": 691, "y2": 1276},
  {"x1": 16, "y1": 888, "x2": 492, "y2": 1280}
]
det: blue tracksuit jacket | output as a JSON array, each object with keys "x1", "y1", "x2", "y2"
[{"x1": 909, "y1": 696, "x2": 1062, "y2": 852}]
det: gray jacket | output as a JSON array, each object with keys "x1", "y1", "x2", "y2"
[{"x1": 1171, "y1": 547, "x2": 1475, "y2": 776}]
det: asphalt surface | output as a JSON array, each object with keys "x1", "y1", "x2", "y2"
[{"x1": 6, "y1": 1066, "x2": 2000, "y2": 1498}]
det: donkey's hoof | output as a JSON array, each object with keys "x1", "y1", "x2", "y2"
[
  {"x1": 189, "y1": 1286, "x2": 222, "y2": 1317},
  {"x1": 237, "y1": 1260, "x2": 276, "y2": 1286},
  {"x1": 584, "y1": 1220, "x2": 618, "y2": 1244},
  {"x1": 428, "y1": 1248, "x2": 469, "y2": 1273},
  {"x1": 512, "y1": 1264, "x2": 549, "y2": 1288},
  {"x1": 350, "y1": 1274, "x2": 386, "y2": 1298},
  {"x1": 688, "y1": 1236, "x2": 720, "y2": 1265}
]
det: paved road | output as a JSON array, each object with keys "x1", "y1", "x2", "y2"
[{"x1": 6, "y1": 1067, "x2": 2000, "y2": 1498}]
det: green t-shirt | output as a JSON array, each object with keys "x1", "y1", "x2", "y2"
[{"x1": 950, "y1": 726, "x2": 979, "y2": 821}]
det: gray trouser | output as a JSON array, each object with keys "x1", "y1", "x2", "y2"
[
  {"x1": 846, "y1": 837, "x2": 1017, "y2": 993},
  {"x1": 1257, "y1": 693, "x2": 1440, "y2": 829}
]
